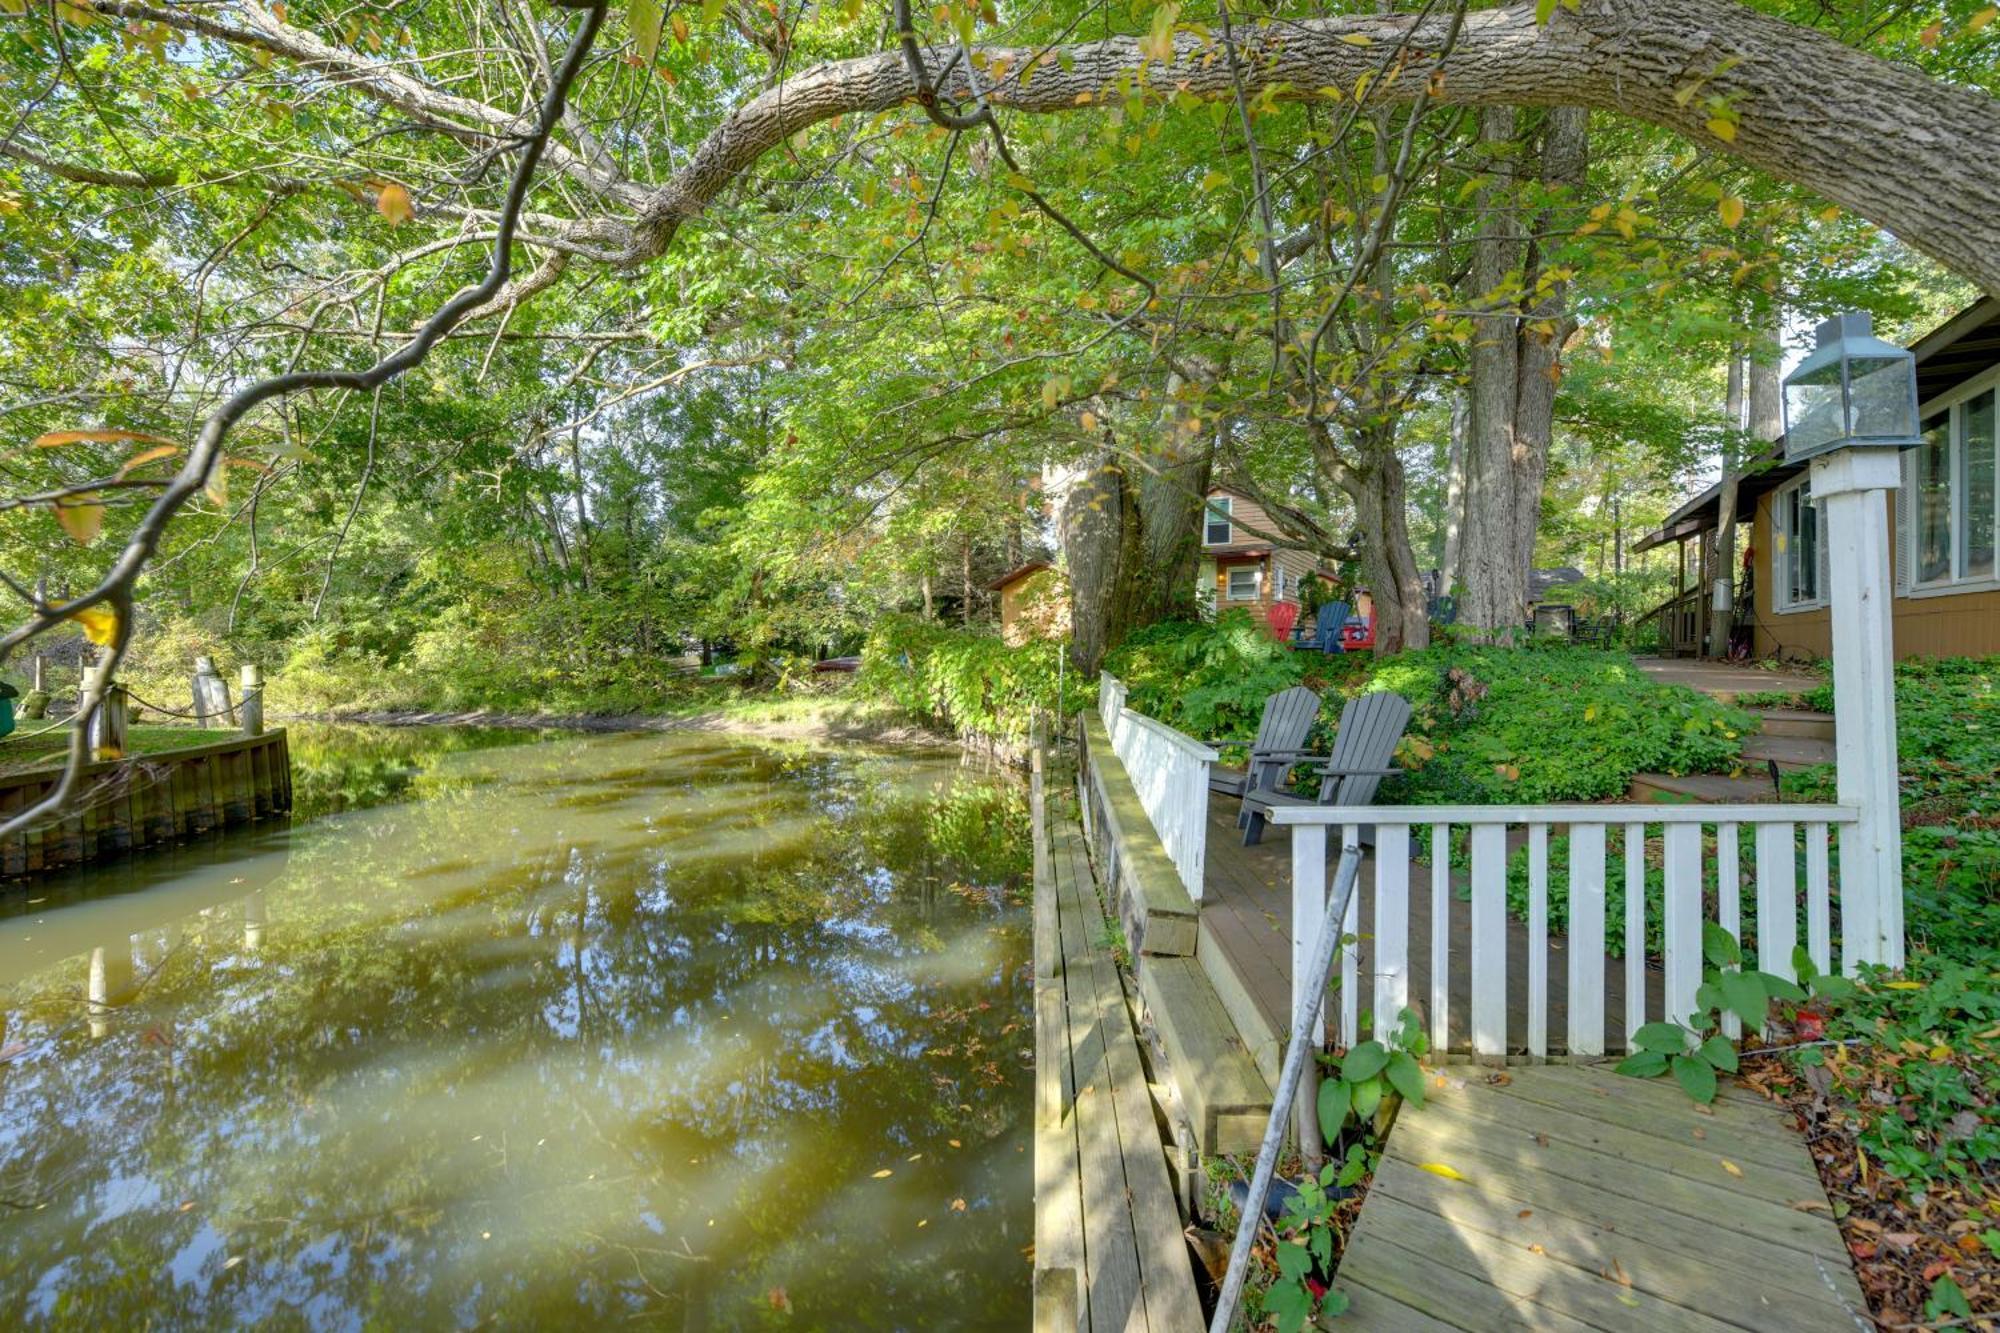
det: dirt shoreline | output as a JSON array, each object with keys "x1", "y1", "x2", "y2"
[{"x1": 283, "y1": 705, "x2": 958, "y2": 750}]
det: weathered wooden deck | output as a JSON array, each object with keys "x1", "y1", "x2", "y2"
[
  {"x1": 1340, "y1": 1062, "x2": 1869, "y2": 1330},
  {"x1": 1034, "y1": 758, "x2": 1203, "y2": 1333}
]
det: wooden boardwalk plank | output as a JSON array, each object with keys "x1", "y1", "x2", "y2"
[{"x1": 1336, "y1": 1067, "x2": 1868, "y2": 1331}]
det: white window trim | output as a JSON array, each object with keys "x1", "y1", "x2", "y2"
[
  {"x1": 1772, "y1": 474, "x2": 1827, "y2": 614},
  {"x1": 1205, "y1": 495, "x2": 1233, "y2": 545},
  {"x1": 1903, "y1": 382, "x2": 2000, "y2": 597},
  {"x1": 1225, "y1": 566, "x2": 1260, "y2": 601}
]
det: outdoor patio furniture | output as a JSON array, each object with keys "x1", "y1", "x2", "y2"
[
  {"x1": 1207, "y1": 685, "x2": 1322, "y2": 803},
  {"x1": 1313, "y1": 601, "x2": 1349, "y2": 653},
  {"x1": 1238, "y1": 690, "x2": 1412, "y2": 845}
]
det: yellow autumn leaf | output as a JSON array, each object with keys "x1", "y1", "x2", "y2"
[
  {"x1": 116, "y1": 444, "x2": 181, "y2": 477},
  {"x1": 1418, "y1": 1162, "x2": 1468, "y2": 1182},
  {"x1": 376, "y1": 181, "x2": 414, "y2": 226},
  {"x1": 1720, "y1": 1158, "x2": 1743, "y2": 1177},
  {"x1": 1972, "y1": 6, "x2": 1997, "y2": 34},
  {"x1": 34, "y1": 427, "x2": 178, "y2": 449},
  {"x1": 1884, "y1": 980, "x2": 1923, "y2": 990},
  {"x1": 62, "y1": 602, "x2": 119, "y2": 647},
  {"x1": 1706, "y1": 117, "x2": 1737, "y2": 144},
  {"x1": 52, "y1": 494, "x2": 105, "y2": 545},
  {"x1": 1718, "y1": 196, "x2": 1745, "y2": 229},
  {"x1": 1338, "y1": 32, "x2": 1370, "y2": 45},
  {"x1": 871, "y1": 1168, "x2": 893, "y2": 1179},
  {"x1": 1080, "y1": 410, "x2": 1098, "y2": 432}
]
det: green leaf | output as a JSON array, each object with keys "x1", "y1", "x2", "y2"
[
  {"x1": 699, "y1": 0, "x2": 723, "y2": 22},
  {"x1": 1264, "y1": 1278, "x2": 1311, "y2": 1333},
  {"x1": 1753, "y1": 970, "x2": 1808, "y2": 1003},
  {"x1": 1700, "y1": 1035, "x2": 1740, "y2": 1073},
  {"x1": 1634, "y1": 1021, "x2": 1688, "y2": 1054},
  {"x1": 1721, "y1": 970, "x2": 1770, "y2": 1026},
  {"x1": 1702, "y1": 921, "x2": 1741, "y2": 967},
  {"x1": 1385, "y1": 1050, "x2": 1426, "y2": 1107},
  {"x1": 1341, "y1": 1040, "x2": 1389, "y2": 1082},
  {"x1": 1533, "y1": 0, "x2": 1558, "y2": 23},
  {"x1": 1317, "y1": 1076, "x2": 1351, "y2": 1141},
  {"x1": 629, "y1": 0, "x2": 662, "y2": 61},
  {"x1": 1275, "y1": 1240, "x2": 1312, "y2": 1283},
  {"x1": 1351, "y1": 1075, "x2": 1384, "y2": 1121},
  {"x1": 1615, "y1": 1049, "x2": 1669, "y2": 1078},
  {"x1": 1790, "y1": 944, "x2": 1819, "y2": 983},
  {"x1": 1926, "y1": 1274, "x2": 1973, "y2": 1322},
  {"x1": 1336, "y1": 1145, "x2": 1369, "y2": 1189},
  {"x1": 1321, "y1": 1288, "x2": 1352, "y2": 1318},
  {"x1": 1672, "y1": 1053, "x2": 1719, "y2": 1103}
]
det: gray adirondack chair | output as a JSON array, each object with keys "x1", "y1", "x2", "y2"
[
  {"x1": 1207, "y1": 686, "x2": 1322, "y2": 807},
  {"x1": 1239, "y1": 690, "x2": 1412, "y2": 846},
  {"x1": 1314, "y1": 601, "x2": 1350, "y2": 653}
]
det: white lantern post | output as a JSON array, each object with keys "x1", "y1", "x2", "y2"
[{"x1": 1781, "y1": 313, "x2": 1913, "y2": 971}]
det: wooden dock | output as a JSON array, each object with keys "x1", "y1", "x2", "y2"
[
  {"x1": 0, "y1": 730, "x2": 294, "y2": 878},
  {"x1": 1034, "y1": 751, "x2": 1204, "y2": 1333},
  {"x1": 1340, "y1": 1062, "x2": 1869, "y2": 1330}
]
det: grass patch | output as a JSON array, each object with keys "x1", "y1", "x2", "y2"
[{"x1": 0, "y1": 723, "x2": 240, "y2": 776}]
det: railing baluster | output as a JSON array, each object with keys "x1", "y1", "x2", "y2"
[
  {"x1": 1374, "y1": 824, "x2": 1410, "y2": 1043},
  {"x1": 1470, "y1": 822, "x2": 1507, "y2": 1059},
  {"x1": 1341, "y1": 823, "x2": 1360, "y2": 1050},
  {"x1": 1807, "y1": 822, "x2": 1831, "y2": 975},
  {"x1": 1430, "y1": 823, "x2": 1450, "y2": 1056},
  {"x1": 1290, "y1": 823, "x2": 1328, "y2": 1164},
  {"x1": 1528, "y1": 822, "x2": 1549, "y2": 1059},
  {"x1": 1568, "y1": 823, "x2": 1606, "y2": 1057},
  {"x1": 1717, "y1": 821, "x2": 1742, "y2": 1040},
  {"x1": 1625, "y1": 823, "x2": 1647, "y2": 1049},
  {"x1": 1663, "y1": 824, "x2": 1703, "y2": 1035},
  {"x1": 1756, "y1": 822, "x2": 1799, "y2": 988}
]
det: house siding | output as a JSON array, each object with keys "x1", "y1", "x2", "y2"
[{"x1": 1750, "y1": 491, "x2": 2000, "y2": 661}]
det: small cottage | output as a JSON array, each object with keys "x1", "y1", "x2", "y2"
[{"x1": 1197, "y1": 488, "x2": 1343, "y2": 630}]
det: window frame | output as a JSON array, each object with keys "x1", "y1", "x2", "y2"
[
  {"x1": 1204, "y1": 495, "x2": 1234, "y2": 545},
  {"x1": 1225, "y1": 565, "x2": 1260, "y2": 602},
  {"x1": 1772, "y1": 473, "x2": 1826, "y2": 613},
  {"x1": 1905, "y1": 370, "x2": 2000, "y2": 598}
]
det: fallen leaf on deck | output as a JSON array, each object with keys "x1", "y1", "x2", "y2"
[
  {"x1": 1527, "y1": 1243, "x2": 1546, "y2": 1255},
  {"x1": 1418, "y1": 1162, "x2": 1468, "y2": 1182},
  {"x1": 1518, "y1": 1209, "x2": 1533, "y2": 1219},
  {"x1": 1720, "y1": 1159, "x2": 1743, "y2": 1177}
]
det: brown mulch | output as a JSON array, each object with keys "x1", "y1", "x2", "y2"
[{"x1": 1739, "y1": 1048, "x2": 1999, "y2": 1331}]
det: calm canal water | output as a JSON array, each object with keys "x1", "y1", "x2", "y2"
[{"x1": 0, "y1": 727, "x2": 1034, "y2": 1329}]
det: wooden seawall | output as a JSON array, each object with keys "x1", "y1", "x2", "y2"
[{"x1": 0, "y1": 730, "x2": 294, "y2": 877}]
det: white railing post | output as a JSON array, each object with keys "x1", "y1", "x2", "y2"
[
  {"x1": 1290, "y1": 824, "x2": 1327, "y2": 1169},
  {"x1": 1811, "y1": 446, "x2": 1905, "y2": 971}
]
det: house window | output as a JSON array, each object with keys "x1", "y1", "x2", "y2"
[
  {"x1": 1775, "y1": 475, "x2": 1822, "y2": 610},
  {"x1": 1908, "y1": 386, "x2": 1999, "y2": 589},
  {"x1": 1205, "y1": 496, "x2": 1233, "y2": 545},
  {"x1": 1276, "y1": 570, "x2": 1298, "y2": 601},
  {"x1": 1226, "y1": 566, "x2": 1260, "y2": 601}
]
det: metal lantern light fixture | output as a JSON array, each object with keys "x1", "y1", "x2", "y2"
[{"x1": 1781, "y1": 312, "x2": 1922, "y2": 463}]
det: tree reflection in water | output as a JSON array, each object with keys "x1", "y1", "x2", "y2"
[{"x1": 0, "y1": 730, "x2": 1032, "y2": 1330}]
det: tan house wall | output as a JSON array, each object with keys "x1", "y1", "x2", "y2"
[{"x1": 1750, "y1": 491, "x2": 2000, "y2": 662}]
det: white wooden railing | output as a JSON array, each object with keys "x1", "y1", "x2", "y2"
[
  {"x1": 1099, "y1": 673, "x2": 1213, "y2": 902},
  {"x1": 1273, "y1": 802, "x2": 1861, "y2": 1059}
]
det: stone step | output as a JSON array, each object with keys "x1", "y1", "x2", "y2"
[
  {"x1": 1136, "y1": 953, "x2": 1272, "y2": 1156},
  {"x1": 1740, "y1": 732, "x2": 1836, "y2": 770},
  {"x1": 1750, "y1": 708, "x2": 1836, "y2": 742},
  {"x1": 1627, "y1": 770, "x2": 1785, "y2": 804}
]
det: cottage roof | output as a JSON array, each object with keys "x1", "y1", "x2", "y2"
[{"x1": 986, "y1": 559, "x2": 1053, "y2": 592}]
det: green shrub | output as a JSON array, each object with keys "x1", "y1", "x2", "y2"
[
  {"x1": 1780, "y1": 655, "x2": 1997, "y2": 823},
  {"x1": 1367, "y1": 644, "x2": 1753, "y2": 803},
  {"x1": 856, "y1": 616, "x2": 1075, "y2": 743},
  {"x1": 1105, "y1": 612, "x2": 1314, "y2": 743}
]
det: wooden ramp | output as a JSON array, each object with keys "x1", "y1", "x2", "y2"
[
  {"x1": 1035, "y1": 763, "x2": 1204, "y2": 1333},
  {"x1": 1338, "y1": 1063, "x2": 1869, "y2": 1331}
]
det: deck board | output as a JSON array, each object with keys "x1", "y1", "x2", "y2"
[
  {"x1": 1337, "y1": 1066, "x2": 1868, "y2": 1331},
  {"x1": 1034, "y1": 761, "x2": 1203, "y2": 1333}
]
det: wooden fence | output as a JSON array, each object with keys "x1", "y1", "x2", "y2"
[
  {"x1": 1273, "y1": 802, "x2": 1860, "y2": 1062},
  {"x1": 1099, "y1": 673, "x2": 1213, "y2": 902},
  {"x1": 0, "y1": 730, "x2": 294, "y2": 877}
]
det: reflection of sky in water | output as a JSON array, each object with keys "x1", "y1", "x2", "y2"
[{"x1": 0, "y1": 729, "x2": 1032, "y2": 1330}]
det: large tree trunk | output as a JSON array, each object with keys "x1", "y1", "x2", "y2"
[
  {"x1": 1058, "y1": 451, "x2": 1141, "y2": 674},
  {"x1": 1308, "y1": 424, "x2": 1430, "y2": 653},
  {"x1": 1460, "y1": 107, "x2": 1588, "y2": 638},
  {"x1": 1131, "y1": 389, "x2": 1217, "y2": 626},
  {"x1": 1709, "y1": 348, "x2": 1748, "y2": 659}
]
